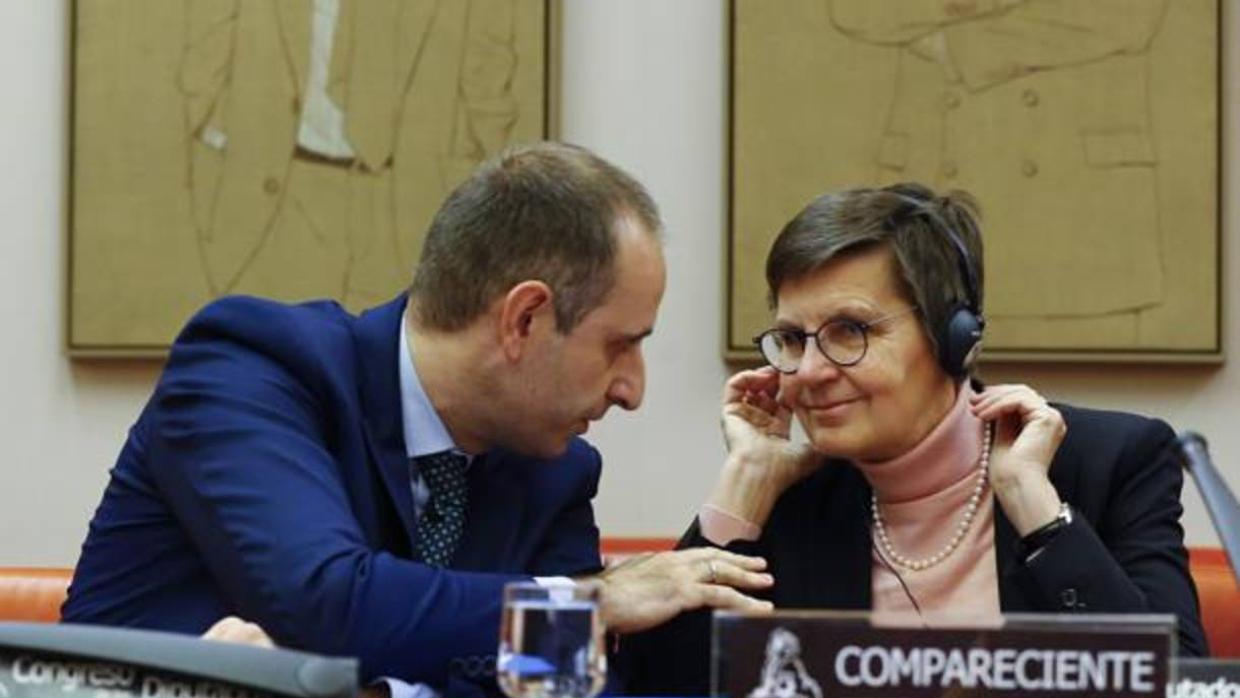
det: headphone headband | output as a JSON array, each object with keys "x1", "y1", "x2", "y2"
[
  {"x1": 885, "y1": 192, "x2": 984, "y2": 377},
  {"x1": 886, "y1": 196, "x2": 981, "y2": 315}
]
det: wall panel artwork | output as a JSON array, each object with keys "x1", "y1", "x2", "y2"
[
  {"x1": 70, "y1": 0, "x2": 553, "y2": 355},
  {"x1": 727, "y1": 0, "x2": 1221, "y2": 362}
]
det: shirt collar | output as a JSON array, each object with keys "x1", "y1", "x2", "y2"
[{"x1": 399, "y1": 312, "x2": 460, "y2": 460}]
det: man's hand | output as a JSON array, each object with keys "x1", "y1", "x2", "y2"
[
  {"x1": 202, "y1": 616, "x2": 275, "y2": 648},
  {"x1": 202, "y1": 618, "x2": 389, "y2": 698},
  {"x1": 589, "y1": 548, "x2": 774, "y2": 634}
]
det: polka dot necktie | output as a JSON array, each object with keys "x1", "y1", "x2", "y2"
[{"x1": 413, "y1": 451, "x2": 470, "y2": 567}]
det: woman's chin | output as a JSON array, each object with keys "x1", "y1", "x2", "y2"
[{"x1": 807, "y1": 428, "x2": 865, "y2": 461}]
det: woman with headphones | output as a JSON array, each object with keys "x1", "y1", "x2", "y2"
[{"x1": 622, "y1": 182, "x2": 1206, "y2": 694}]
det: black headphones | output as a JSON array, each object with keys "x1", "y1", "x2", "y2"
[{"x1": 887, "y1": 194, "x2": 985, "y2": 378}]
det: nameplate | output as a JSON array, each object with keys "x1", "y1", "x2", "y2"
[
  {"x1": 712, "y1": 611, "x2": 1175, "y2": 697},
  {"x1": 0, "y1": 646, "x2": 279, "y2": 698},
  {"x1": 1170, "y1": 659, "x2": 1240, "y2": 698}
]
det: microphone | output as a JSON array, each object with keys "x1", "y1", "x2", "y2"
[{"x1": 1174, "y1": 431, "x2": 1240, "y2": 587}]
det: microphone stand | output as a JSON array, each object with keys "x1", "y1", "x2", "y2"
[{"x1": 1176, "y1": 431, "x2": 1240, "y2": 588}]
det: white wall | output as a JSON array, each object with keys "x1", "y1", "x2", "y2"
[
  {"x1": 0, "y1": 1, "x2": 164, "y2": 565},
  {"x1": 0, "y1": 1, "x2": 1235, "y2": 565}
]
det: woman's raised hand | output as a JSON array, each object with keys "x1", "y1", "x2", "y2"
[
  {"x1": 708, "y1": 367, "x2": 819, "y2": 529},
  {"x1": 722, "y1": 366, "x2": 794, "y2": 452},
  {"x1": 970, "y1": 384, "x2": 1066, "y2": 536}
]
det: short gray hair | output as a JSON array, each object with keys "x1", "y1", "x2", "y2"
[{"x1": 409, "y1": 142, "x2": 662, "y2": 332}]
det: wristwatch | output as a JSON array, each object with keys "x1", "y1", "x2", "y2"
[{"x1": 1019, "y1": 502, "x2": 1073, "y2": 562}]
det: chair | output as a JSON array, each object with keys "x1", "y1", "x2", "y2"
[
  {"x1": 6, "y1": 545, "x2": 1237, "y2": 655},
  {"x1": 1190, "y1": 548, "x2": 1240, "y2": 658},
  {"x1": 0, "y1": 567, "x2": 73, "y2": 622},
  {"x1": 599, "y1": 537, "x2": 675, "y2": 565}
]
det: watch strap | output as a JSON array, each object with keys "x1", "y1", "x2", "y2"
[{"x1": 1019, "y1": 502, "x2": 1073, "y2": 561}]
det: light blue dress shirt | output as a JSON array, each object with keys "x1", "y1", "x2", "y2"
[
  {"x1": 387, "y1": 316, "x2": 456, "y2": 698},
  {"x1": 400, "y1": 315, "x2": 473, "y2": 516},
  {"x1": 387, "y1": 315, "x2": 571, "y2": 698}
]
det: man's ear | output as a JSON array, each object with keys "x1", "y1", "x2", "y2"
[{"x1": 497, "y1": 280, "x2": 555, "y2": 362}]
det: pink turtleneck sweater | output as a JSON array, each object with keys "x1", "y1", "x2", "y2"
[
  {"x1": 701, "y1": 383, "x2": 1001, "y2": 625},
  {"x1": 857, "y1": 383, "x2": 1000, "y2": 625}
]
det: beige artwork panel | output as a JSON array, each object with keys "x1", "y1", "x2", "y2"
[
  {"x1": 70, "y1": 0, "x2": 550, "y2": 354},
  {"x1": 728, "y1": 0, "x2": 1220, "y2": 362}
]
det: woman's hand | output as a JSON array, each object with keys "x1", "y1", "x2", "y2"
[
  {"x1": 707, "y1": 367, "x2": 819, "y2": 528},
  {"x1": 722, "y1": 367, "x2": 793, "y2": 450},
  {"x1": 970, "y1": 384, "x2": 1066, "y2": 536}
]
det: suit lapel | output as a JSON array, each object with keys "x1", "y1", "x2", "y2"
[
  {"x1": 274, "y1": 0, "x2": 310, "y2": 99},
  {"x1": 397, "y1": 0, "x2": 441, "y2": 83},
  {"x1": 342, "y1": 0, "x2": 400, "y2": 169},
  {"x1": 352, "y1": 295, "x2": 419, "y2": 549},
  {"x1": 452, "y1": 452, "x2": 526, "y2": 572},
  {"x1": 838, "y1": 469, "x2": 875, "y2": 609},
  {"x1": 781, "y1": 465, "x2": 871, "y2": 610}
]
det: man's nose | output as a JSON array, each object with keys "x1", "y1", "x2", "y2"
[{"x1": 607, "y1": 352, "x2": 646, "y2": 411}]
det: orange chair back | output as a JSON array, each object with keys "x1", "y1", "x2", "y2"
[
  {"x1": 2, "y1": 546, "x2": 1234, "y2": 653},
  {"x1": 0, "y1": 567, "x2": 73, "y2": 623},
  {"x1": 1190, "y1": 548, "x2": 1240, "y2": 658},
  {"x1": 600, "y1": 537, "x2": 675, "y2": 565}
]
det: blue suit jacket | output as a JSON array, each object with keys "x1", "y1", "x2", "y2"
[{"x1": 63, "y1": 295, "x2": 605, "y2": 689}]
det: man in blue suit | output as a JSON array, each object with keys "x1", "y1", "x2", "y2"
[{"x1": 63, "y1": 143, "x2": 773, "y2": 695}]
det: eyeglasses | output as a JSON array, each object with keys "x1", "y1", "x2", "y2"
[{"x1": 753, "y1": 307, "x2": 917, "y2": 373}]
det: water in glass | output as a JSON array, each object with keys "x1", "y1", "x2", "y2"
[{"x1": 497, "y1": 582, "x2": 605, "y2": 698}]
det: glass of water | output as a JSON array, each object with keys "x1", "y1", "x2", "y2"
[{"x1": 497, "y1": 581, "x2": 606, "y2": 698}]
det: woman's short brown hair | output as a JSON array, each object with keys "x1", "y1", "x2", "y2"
[{"x1": 765, "y1": 182, "x2": 984, "y2": 370}]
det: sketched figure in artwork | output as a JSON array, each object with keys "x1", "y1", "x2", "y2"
[
  {"x1": 829, "y1": 1, "x2": 1170, "y2": 330},
  {"x1": 748, "y1": 628, "x2": 822, "y2": 698},
  {"x1": 179, "y1": 0, "x2": 519, "y2": 308}
]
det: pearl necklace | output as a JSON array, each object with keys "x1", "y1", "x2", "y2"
[{"x1": 871, "y1": 421, "x2": 993, "y2": 572}]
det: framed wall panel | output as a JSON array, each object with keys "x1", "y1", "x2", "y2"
[
  {"x1": 69, "y1": 0, "x2": 556, "y2": 356},
  {"x1": 726, "y1": 0, "x2": 1221, "y2": 363}
]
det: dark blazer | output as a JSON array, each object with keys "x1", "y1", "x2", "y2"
[
  {"x1": 63, "y1": 295, "x2": 604, "y2": 692},
  {"x1": 622, "y1": 404, "x2": 1207, "y2": 695}
]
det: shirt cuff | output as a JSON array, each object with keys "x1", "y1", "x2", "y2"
[
  {"x1": 534, "y1": 576, "x2": 575, "y2": 587},
  {"x1": 700, "y1": 504, "x2": 762, "y2": 546},
  {"x1": 377, "y1": 678, "x2": 440, "y2": 698}
]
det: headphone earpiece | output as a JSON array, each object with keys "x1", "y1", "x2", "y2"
[
  {"x1": 938, "y1": 301, "x2": 984, "y2": 378},
  {"x1": 888, "y1": 192, "x2": 984, "y2": 378}
]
